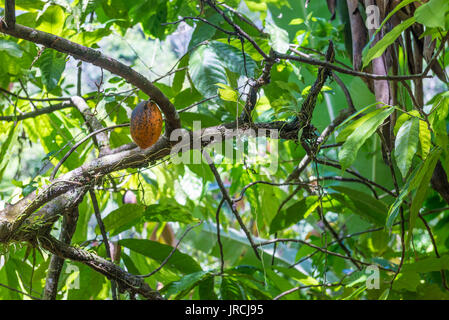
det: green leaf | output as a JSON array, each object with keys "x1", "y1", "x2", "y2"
[
  {"x1": 187, "y1": 13, "x2": 222, "y2": 51},
  {"x1": 368, "y1": 0, "x2": 418, "y2": 43},
  {"x1": 143, "y1": 202, "x2": 196, "y2": 224},
  {"x1": 217, "y1": 83, "x2": 238, "y2": 102},
  {"x1": 393, "y1": 110, "x2": 420, "y2": 136},
  {"x1": 336, "y1": 108, "x2": 385, "y2": 143},
  {"x1": 395, "y1": 118, "x2": 420, "y2": 177},
  {"x1": 172, "y1": 54, "x2": 188, "y2": 93},
  {"x1": 386, "y1": 148, "x2": 441, "y2": 229},
  {"x1": 97, "y1": 204, "x2": 145, "y2": 236},
  {"x1": 199, "y1": 276, "x2": 218, "y2": 300},
  {"x1": 0, "y1": 123, "x2": 19, "y2": 181},
  {"x1": 0, "y1": 40, "x2": 23, "y2": 58},
  {"x1": 362, "y1": 17, "x2": 416, "y2": 68},
  {"x1": 402, "y1": 255, "x2": 449, "y2": 273},
  {"x1": 331, "y1": 186, "x2": 388, "y2": 226},
  {"x1": 0, "y1": 0, "x2": 45, "y2": 11},
  {"x1": 162, "y1": 271, "x2": 211, "y2": 299},
  {"x1": 69, "y1": 28, "x2": 112, "y2": 47},
  {"x1": 210, "y1": 41, "x2": 258, "y2": 78},
  {"x1": 38, "y1": 49, "x2": 67, "y2": 91},
  {"x1": 339, "y1": 107, "x2": 394, "y2": 171},
  {"x1": 393, "y1": 271, "x2": 421, "y2": 292},
  {"x1": 269, "y1": 196, "x2": 319, "y2": 234},
  {"x1": 408, "y1": 149, "x2": 442, "y2": 238},
  {"x1": 119, "y1": 238, "x2": 202, "y2": 274},
  {"x1": 419, "y1": 120, "x2": 431, "y2": 160},
  {"x1": 189, "y1": 44, "x2": 228, "y2": 98},
  {"x1": 220, "y1": 277, "x2": 245, "y2": 300},
  {"x1": 180, "y1": 112, "x2": 220, "y2": 128},
  {"x1": 37, "y1": 5, "x2": 66, "y2": 35},
  {"x1": 266, "y1": 20, "x2": 289, "y2": 53},
  {"x1": 414, "y1": 0, "x2": 449, "y2": 29}
]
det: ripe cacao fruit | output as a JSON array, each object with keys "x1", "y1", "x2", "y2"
[{"x1": 130, "y1": 101, "x2": 163, "y2": 149}]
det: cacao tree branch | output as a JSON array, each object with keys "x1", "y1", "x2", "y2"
[
  {"x1": 0, "y1": 119, "x2": 302, "y2": 243},
  {"x1": 37, "y1": 234, "x2": 163, "y2": 300}
]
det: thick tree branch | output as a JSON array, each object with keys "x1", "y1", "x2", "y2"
[
  {"x1": 0, "y1": 119, "x2": 301, "y2": 243},
  {"x1": 37, "y1": 234, "x2": 163, "y2": 300}
]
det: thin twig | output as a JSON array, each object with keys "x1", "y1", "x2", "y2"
[
  {"x1": 256, "y1": 239, "x2": 392, "y2": 272},
  {"x1": 206, "y1": 155, "x2": 261, "y2": 260},
  {"x1": 0, "y1": 282, "x2": 40, "y2": 300},
  {"x1": 89, "y1": 189, "x2": 117, "y2": 300},
  {"x1": 138, "y1": 221, "x2": 202, "y2": 278},
  {"x1": 216, "y1": 198, "x2": 225, "y2": 275}
]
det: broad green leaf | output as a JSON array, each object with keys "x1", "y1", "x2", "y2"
[
  {"x1": 96, "y1": 204, "x2": 145, "y2": 236},
  {"x1": 0, "y1": 0, "x2": 45, "y2": 11},
  {"x1": 331, "y1": 186, "x2": 388, "y2": 226},
  {"x1": 266, "y1": 20, "x2": 289, "y2": 53},
  {"x1": 198, "y1": 276, "x2": 218, "y2": 300},
  {"x1": 369, "y1": 0, "x2": 418, "y2": 42},
  {"x1": 395, "y1": 118, "x2": 420, "y2": 177},
  {"x1": 162, "y1": 271, "x2": 211, "y2": 299},
  {"x1": 189, "y1": 44, "x2": 228, "y2": 98},
  {"x1": 0, "y1": 123, "x2": 19, "y2": 181},
  {"x1": 393, "y1": 110, "x2": 420, "y2": 135},
  {"x1": 419, "y1": 119, "x2": 431, "y2": 159},
  {"x1": 339, "y1": 107, "x2": 394, "y2": 171},
  {"x1": 217, "y1": 83, "x2": 238, "y2": 102},
  {"x1": 402, "y1": 255, "x2": 449, "y2": 273},
  {"x1": 187, "y1": 13, "x2": 221, "y2": 51},
  {"x1": 393, "y1": 271, "x2": 421, "y2": 292},
  {"x1": 210, "y1": 41, "x2": 258, "y2": 78},
  {"x1": 336, "y1": 102, "x2": 383, "y2": 129},
  {"x1": 0, "y1": 259, "x2": 21, "y2": 299},
  {"x1": 336, "y1": 108, "x2": 385, "y2": 143},
  {"x1": 36, "y1": 5, "x2": 66, "y2": 35},
  {"x1": 119, "y1": 238, "x2": 202, "y2": 274},
  {"x1": 386, "y1": 148, "x2": 441, "y2": 229},
  {"x1": 414, "y1": 0, "x2": 449, "y2": 29},
  {"x1": 0, "y1": 40, "x2": 23, "y2": 58},
  {"x1": 362, "y1": 17, "x2": 416, "y2": 68},
  {"x1": 220, "y1": 277, "x2": 245, "y2": 300},
  {"x1": 408, "y1": 149, "x2": 442, "y2": 238},
  {"x1": 269, "y1": 196, "x2": 319, "y2": 234},
  {"x1": 0, "y1": 51, "x2": 22, "y2": 75},
  {"x1": 180, "y1": 112, "x2": 221, "y2": 128},
  {"x1": 143, "y1": 202, "x2": 196, "y2": 224},
  {"x1": 38, "y1": 49, "x2": 67, "y2": 92},
  {"x1": 69, "y1": 28, "x2": 112, "y2": 47},
  {"x1": 172, "y1": 54, "x2": 188, "y2": 93}
]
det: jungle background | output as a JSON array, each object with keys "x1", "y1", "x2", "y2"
[{"x1": 0, "y1": 0, "x2": 449, "y2": 300}]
